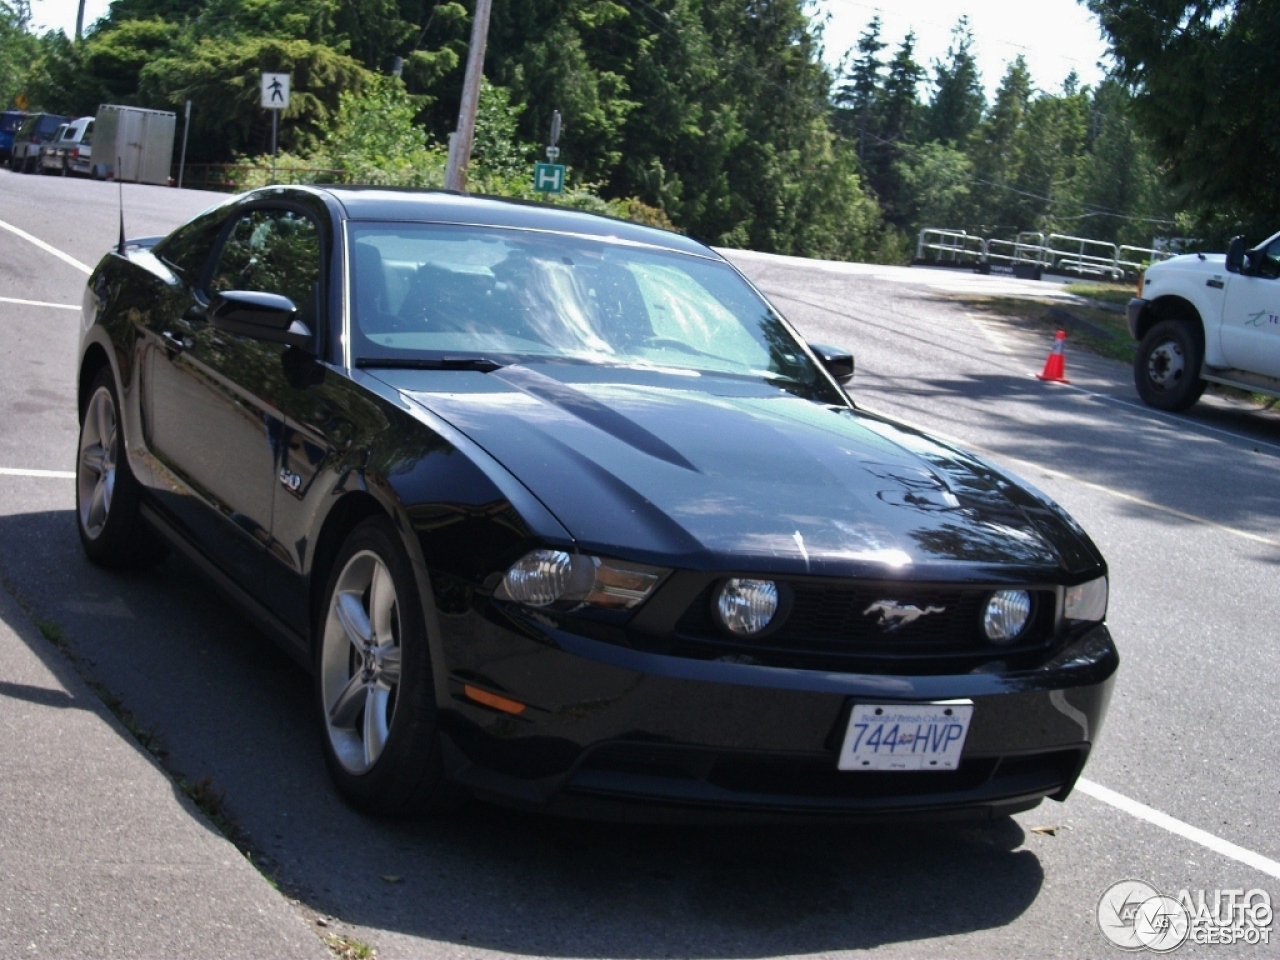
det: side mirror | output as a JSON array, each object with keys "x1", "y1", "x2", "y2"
[
  {"x1": 808, "y1": 342, "x2": 855, "y2": 385},
  {"x1": 1226, "y1": 236, "x2": 1246, "y2": 274},
  {"x1": 209, "y1": 290, "x2": 312, "y2": 349}
]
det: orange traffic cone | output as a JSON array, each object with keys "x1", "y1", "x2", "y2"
[{"x1": 1037, "y1": 329, "x2": 1070, "y2": 383}]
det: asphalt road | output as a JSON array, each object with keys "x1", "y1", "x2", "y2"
[{"x1": 0, "y1": 171, "x2": 1276, "y2": 959}]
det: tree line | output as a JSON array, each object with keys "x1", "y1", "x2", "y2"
[{"x1": 0, "y1": 1, "x2": 1272, "y2": 257}]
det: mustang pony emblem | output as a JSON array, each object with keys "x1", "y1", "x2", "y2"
[{"x1": 863, "y1": 600, "x2": 946, "y2": 631}]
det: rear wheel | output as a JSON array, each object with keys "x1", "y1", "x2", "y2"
[
  {"x1": 315, "y1": 516, "x2": 458, "y2": 817},
  {"x1": 76, "y1": 368, "x2": 167, "y2": 568},
  {"x1": 1134, "y1": 319, "x2": 1206, "y2": 411}
]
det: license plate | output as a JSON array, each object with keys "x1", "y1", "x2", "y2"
[{"x1": 838, "y1": 701, "x2": 973, "y2": 771}]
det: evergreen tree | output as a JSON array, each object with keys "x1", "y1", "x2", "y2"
[
  {"x1": 925, "y1": 17, "x2": 984, "y2": 146},
  {"x1": 870, "y1": 31, "x2": 923, "y2": 225},
  {"x1": 1088, "y1": 0, "x2": 1280, "y2": 240},
  {"x1": 833, "y1": 15, "x2": 884, "y2": 160}
]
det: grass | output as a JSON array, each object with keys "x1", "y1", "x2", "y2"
[
  {"x1": 955, "y1": 295, "x2": 1137, "y2": 364},
  {"x1": 1063, "y1": 280, "x2": 1137, "y2": 306},
  {"x1": 324, "y1": 934, "x2": 377, "y2": 959}
]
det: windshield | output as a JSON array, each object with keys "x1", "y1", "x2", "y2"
[
  {"x1": 0, "y1": 113, "x2": 24, "y2": 134},
  {"x1": 348, "y1": 222, "x2": 838, "y2": 400}
]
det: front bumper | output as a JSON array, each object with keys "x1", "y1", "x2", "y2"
[
  {"x1": 434, "y1": 603, "x2": 1118, "y2": 821},
  {"x1": 1127, "y1": 297, "x2": 1149, "y2": 340}
]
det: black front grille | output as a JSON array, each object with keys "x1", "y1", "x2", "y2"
[
  {"x1": 779, "y1": 583, "x2": 987, "y2": 651},
  {"x1": 671, "y1": 580, "x2": 1056, "y2": 671}
]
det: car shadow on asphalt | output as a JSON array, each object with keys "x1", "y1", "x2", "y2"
[
  {"x1": 0, "y1": 507, "x2": 1046, "y2": 956},
  {"x1": 862, "y1": 371, "x2": 1280, "y2": 539}
]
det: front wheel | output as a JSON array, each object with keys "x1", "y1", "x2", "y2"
[
  {"x1": 76, "y1": 368, "x2": 168, "y2": 568},
  {"x1": 315, "y1": 516, "x2": 457, "y2": 816},
  {"x1": 1134, "y1": 319, "x2": 1206, "y2": 411}
]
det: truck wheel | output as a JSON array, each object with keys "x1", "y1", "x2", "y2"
[{"x1": 1134, "y1": 319, "x2": 1206, "y2": 411}]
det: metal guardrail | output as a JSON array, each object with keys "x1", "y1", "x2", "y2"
[
  {"x1": 915, "y1": 229, "x2": 986, "y2": 264},
  {"x1": 916, "y1": 228, "x2": 1171, "y2": 279}
]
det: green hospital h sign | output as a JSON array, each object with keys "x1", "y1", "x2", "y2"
[{"x1": 534, "y1": 162, "x2": 565, "y2": 194}]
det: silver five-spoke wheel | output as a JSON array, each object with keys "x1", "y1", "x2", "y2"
[
  {"x1": 320, "y1": 550, "x2": 404, "y2": 774},
  {"x1": 78, "y1": 385, "x2": 118, "y2": 540}
]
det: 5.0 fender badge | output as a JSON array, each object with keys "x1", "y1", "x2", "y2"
[{"x1": 863, "y1": 600, "x2": 945, "y2": 631}]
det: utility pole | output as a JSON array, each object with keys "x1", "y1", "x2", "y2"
[
  {"x1": 75, "y1": 0, "x2": 86, "y2": 41},
  {"x1": 177, "y1": 99, "x2": 191, "y2": 189},
  {"x1": 444, "y1": 0, "x2": 493, "y2": 192}
]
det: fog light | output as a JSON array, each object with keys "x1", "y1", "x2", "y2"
[
  {"x1": 499, "y1": 549, "x2": 573, "y2": 607},
  {"x1": 984, "y1": 589, "x2": 1031, "y2": 643},
  {"x1": 716, "y1": 578, "x2": 779, "y2": 636}
]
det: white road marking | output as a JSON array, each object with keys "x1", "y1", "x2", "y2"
[
  {"x1": 0, "y1": 295, "x2": 79, "y2": 311},
  {"x1": 0, "y1": 468, "x2": 75, "y2": 478},
  {"x1": 860, "y1": 404, "x2": 1280, "y2": 550},
  {"x1": 0, "y1": 218, "x2": 93, "y2": 275},
  {"x1": 1076, "y1": 778, "x2": 1280, "y2": 880}
]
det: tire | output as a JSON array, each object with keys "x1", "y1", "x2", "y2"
[
  {"x1": 1134, "y1": 319, "x2": 1207, "y2": 411},
  {"x1": 76, "y1": 368, "x2": 168, "y2": 568},
  {"x1": 314, "y1": 516, "x2": 457, "y2": 817}
]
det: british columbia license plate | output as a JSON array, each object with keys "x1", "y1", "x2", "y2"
[{"x1": 838, "y1": 701, "x2": 974, "y2": 771}]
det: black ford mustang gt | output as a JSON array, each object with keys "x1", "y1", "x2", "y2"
[{"x1": 75, "y1": 186, "x2": 1116, "y2": 820}]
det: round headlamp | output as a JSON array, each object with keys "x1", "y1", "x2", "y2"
[
  {"x1": 716, "y1": 578, "x2": 779, "y2": 636},
  {"x1": 499, "y1": 549, "x2": 573, "y2": 607},
  {"x1": 983, "y1": 589, "x2": 1031, "y2": 644}
]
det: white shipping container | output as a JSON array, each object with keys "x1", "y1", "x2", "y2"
[{"x1": 92, "y1": 105, "x2": 176, "y2": 185}]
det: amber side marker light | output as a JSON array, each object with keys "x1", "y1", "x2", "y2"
[{"x1": 463, "y1": 684, "x2": 527, "y2": 715}]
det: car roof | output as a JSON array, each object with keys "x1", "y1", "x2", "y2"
[{"x1": 305, "y1": 186, "x2": 713, "y2": 259}]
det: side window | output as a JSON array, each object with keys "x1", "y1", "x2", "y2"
[
  {"x1": 155, "y1": 212, "x2": 226, "y2": 282},
  {"x1": 209, "y1": 209, "x2": 322, "y2": 322},
  {"x1": 1260, "y1": 239, "x2": 1280, "y2": 281}
]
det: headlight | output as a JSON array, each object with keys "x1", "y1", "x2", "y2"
[
  {"x1": 1065, "y1": 576, "x2": 1108, "y2": 622},
  {"x1": 983, "y1": 589, "x2": 1031, "y2": 643},
  {"x1": 716, "y1": 578, "x2": 779, "y2": 636},
  {"x1": 496, "y1": 550, "x2": 664, "y2": 610},
  {"x1": 499, "y1": 549, "x2": 574, "y2": 607}
]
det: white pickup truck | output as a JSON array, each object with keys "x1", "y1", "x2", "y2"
[{"x1": 1128, "y1": 231, "x2": 1280, "y2": 410}]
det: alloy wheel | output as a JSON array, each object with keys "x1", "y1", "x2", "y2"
[
  {"x1": 320, "y1": 550, "x2": 404, "y2": 775},
  {"x1": 77, "y1": 386, "x2": 118, "y2": 540}
]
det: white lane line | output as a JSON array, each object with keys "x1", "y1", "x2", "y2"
[
  {"x1": 0, "y1": 218, "x2": 93, "y2": 275},
  {"x1": 0, "y1": 295, "x2": 79, "y2": 311},
  {"x1": 1076, "y1": 778, "x2": 1280, "y2": 880},
  {"x1": 859, "y1": 404, "x2": 1280, "y2": 550},
  {"x1": 0, "y1": 468, "x2": 75, "y2": 478}
]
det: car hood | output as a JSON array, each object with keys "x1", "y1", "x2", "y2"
[
  {"x1": 377, "y1": 363, "x2": 1102, "y2": 580},
  {"x1": 1149, "y1": 252, "x2": 1225, "y2": 276}
]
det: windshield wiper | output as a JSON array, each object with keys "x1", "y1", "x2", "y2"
[{"x1": 356, "y1": 356, "x2": 504, "y2": 373}]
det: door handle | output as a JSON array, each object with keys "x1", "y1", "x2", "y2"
[{"x1": 1206, "y1": 278, "x2": 1225, "y2": 289}]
